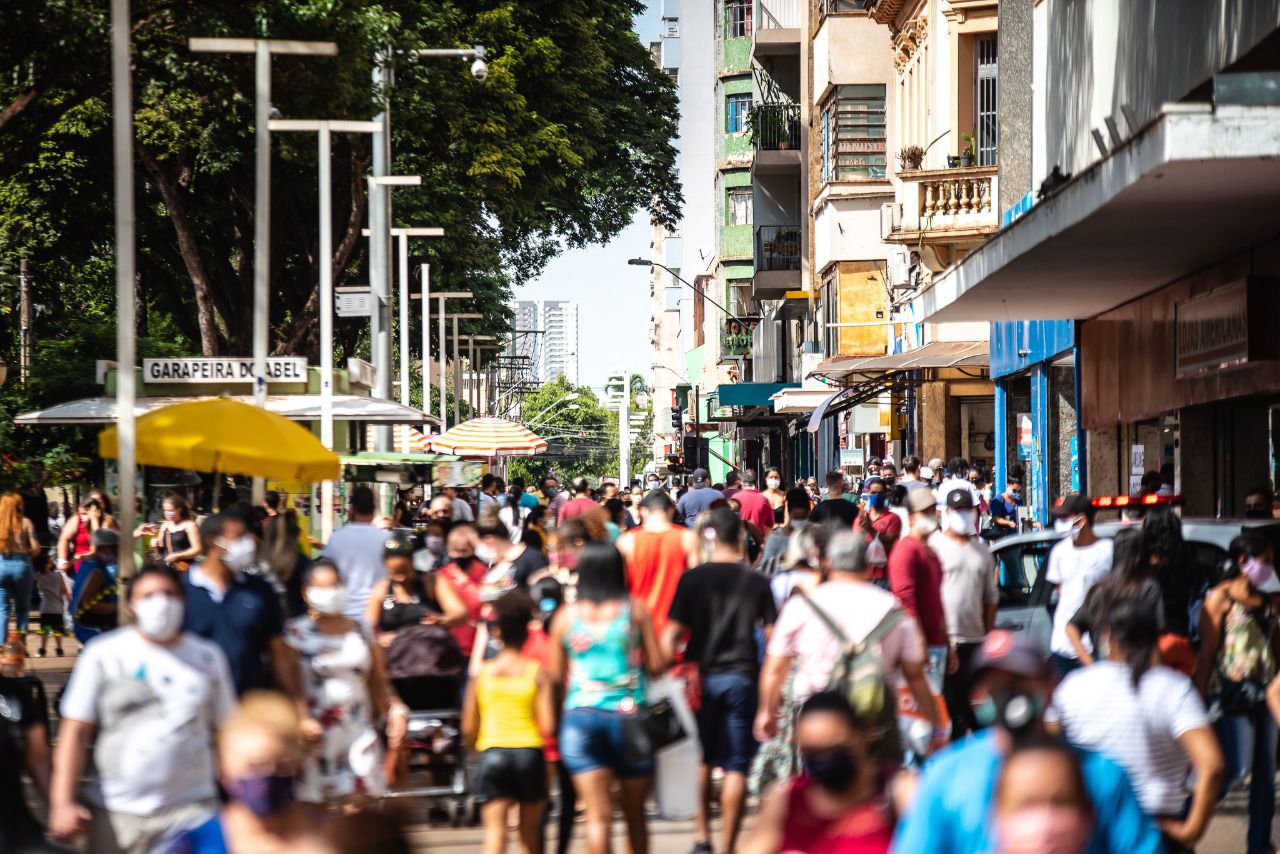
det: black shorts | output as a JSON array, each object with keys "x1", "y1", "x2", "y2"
[
  {"x1": 473, "y1": 747, "x2": 548, "y2": 804},
  {"x1": 38, "y1": 613, "x2": 65, "y2": 634}
]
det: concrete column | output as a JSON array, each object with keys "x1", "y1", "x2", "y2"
[{"x1": 993, "y1": 379, "x2": 1008, "y2": 491}]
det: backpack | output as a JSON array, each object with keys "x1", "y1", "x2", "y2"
[{"x1": 797, "y1": 590, "x2": 904, "y2": 758}]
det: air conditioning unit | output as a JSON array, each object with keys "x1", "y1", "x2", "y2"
[
  {"x1": 887, "y1": 249, "x2": 911, "y2": 290},
  {"x1": 880, "y1": 203, "x2": 902, "y2": 240}
]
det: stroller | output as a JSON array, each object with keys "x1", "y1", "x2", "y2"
[{"x1": 379, "y1": 621, "x2": 471, "y2": 825}]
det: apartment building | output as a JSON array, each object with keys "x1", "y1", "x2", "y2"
[{"x1": 510, "y1": 299, "x2": 579, "y2": 385}]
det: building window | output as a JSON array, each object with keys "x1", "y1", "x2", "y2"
[
  {"x1": 976, "y1": 35, "x2": 999, "y2": 166},
  {"x1": 818, "y1": 0, "x2": 869, "y2": 15},
  {"x1": 663, "y1": 17, "x2": 679, "y2": 38},
  {"x1": 726, "y1": 93, "x2": 752, "y2": 134},
  {"x1": 727, "y1": 187, "x2": 753, "y2": 225},
  {"x1": 664, "y1": 68, "x2": 679, "y2": 85},
  {"x1": 822, "y1": 268, "x2": 838, "y2": 356},
  {"x1": 725, "y1": 0, "x2": 752, "y2": 38},
  {"x1": 820, "y1": 84, "x2": 886, "y2": 181}
]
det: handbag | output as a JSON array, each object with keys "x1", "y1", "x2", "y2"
[
  {"x1": 621, "y1": 696, "x2": 688, "y2": 764},
  {"x1": 1218, "y1": 676, "x2": 1268, "y2": 714}
]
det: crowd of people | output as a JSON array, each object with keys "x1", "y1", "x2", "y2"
[{"x1": 0, "y1": 457, "x2": 1279, "y2": 853}]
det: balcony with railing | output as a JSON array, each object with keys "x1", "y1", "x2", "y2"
[
  {"x1": 882, "y1": 166, "x2": 999, "y2": 264},
  {"x1": 750, "y1": 103, "x2": 801, "y2": 175},
  {"x1": 753, "y1": 225, "x2": 802, "y2": 299},
  {"x1": 754, "y1": 0, "x2": 801, "y2": 56}
]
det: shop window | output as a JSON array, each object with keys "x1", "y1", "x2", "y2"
[{"x1": 821, "y1": 85, "x2": 887, "y2": 181}]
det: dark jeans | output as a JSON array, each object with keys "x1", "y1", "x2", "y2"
[
  {"x1": 698, "y1": 671, "x2": 759, "y2": 774},
  {"x1": 1215, "y1": 704, "x2": 1278, "y2": 854},
  {"x1": 942, "y1": 641, "x2": 982, "y2": 739},
  {"x1": 1049, "y1": 652, "x2": 1081, "y2": 678}
]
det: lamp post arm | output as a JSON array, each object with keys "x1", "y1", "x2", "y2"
[{"x1": 648, "y1": 261, "x2": 743, "y2": 323}]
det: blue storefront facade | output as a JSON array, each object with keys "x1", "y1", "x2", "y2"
[{"x1": 990, "y1": 320, "x2": 1083, "y2": 527}]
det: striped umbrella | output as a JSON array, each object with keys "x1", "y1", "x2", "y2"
[
  {"x1": 364, "y1": 423, "x2": 434, "y2": 454},
  {"x1": 429, "y1": 417, "x2": 548, "y2": 458}
]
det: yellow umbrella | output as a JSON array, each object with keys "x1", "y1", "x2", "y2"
[{"x1": 99, "y1": 397, "x2": 339, "y2": 482}]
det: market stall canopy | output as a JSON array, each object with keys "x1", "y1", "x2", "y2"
[
  {"x1": 14, "y1": 394, "x2": 435, "y2": 426},
  {"x1": 99, "y1": 397, "x2": 340, "y2": 482},
  {"x1": 429, "y1": 418, "x2": 548, "y2": 458}
]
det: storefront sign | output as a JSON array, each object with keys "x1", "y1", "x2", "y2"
[
  {"x1": 143, "y1": 357, "x2": 308, "y2": 384},
  {"x1": 1175, "y1": 282, "x2": 1250, "y2": 377},
  {"x1": 1016, "y1": 413, "x2": 1033, "y2": 461},
  {"x1": 839, "y1": 448, "x2": 864, "y2": 469},
  {"x1": 721, "y1": 317, "x2": 759, "y2": 357}
]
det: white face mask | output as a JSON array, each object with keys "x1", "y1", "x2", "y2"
[
  {"x1": 766, "y1": 478, "x2": 782, "y2": 489},
  {"x1": 306, "y1": 586, "x2": 346, "y2": 615},
  {"x1": 1053, "y1": 518, "x2": 1074, "y2": 534},
  {"x1": 912, "y1": 513, "x2": 939, "y2": 536},
  {"x1": 475, "y1": 542, "x2": 498, "y2": 565},
  {"x1": 134, "y1": 593, "x2": 185, "y2": 642},
  {"x1": 425, "y1": 535, "x2": 445, "y2": 554},
  {"x1": 946, "y1": 509, "x2": 976, "y2": 535},
  {"x1": 219, "y1": 535, "x2": 257, "y2": 570}
]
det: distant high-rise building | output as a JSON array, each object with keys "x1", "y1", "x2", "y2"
[{"x1": 509, "y1": 299, "x2": 579, "y2": 384}]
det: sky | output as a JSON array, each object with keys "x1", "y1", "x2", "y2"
[{"x1": 518, "y1": 4, "x2": 664, "y2": 394}]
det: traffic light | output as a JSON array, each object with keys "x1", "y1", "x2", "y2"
[
  {"x1": 670, "y1": 407, "x2": 682, "y2": 431},
  {"x1": 665, "y1": 453, "x2": 685, "y2": 474},
  {"x1": 682, "y1": 436, "x2": 709, "y2": 470}
]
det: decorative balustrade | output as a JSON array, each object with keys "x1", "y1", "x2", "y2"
[{"x1": 894, "y1": 165, "x2": 998, "y2": 238}]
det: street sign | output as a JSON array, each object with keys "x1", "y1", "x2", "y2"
[
  {"x1": 336, "y1": 287, "x2": 373, "y2": 317},
  {"x1": 142, "y1": 357, "x2": 307, "y2": 384}
]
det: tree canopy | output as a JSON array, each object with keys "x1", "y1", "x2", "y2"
[{"x1": 0, "y1": 0, "x2": 679, "y2": 467}]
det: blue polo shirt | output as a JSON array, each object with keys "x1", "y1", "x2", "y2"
[
  {"x1": 892, "y1": 728, "x2": 1162, "y2": 854},
  {"x1": 676, "y1": 484, "x2": 725, "y2": 523},
  {"x1": 182, "y1": 563, "x2": 284, "y2": 696}
]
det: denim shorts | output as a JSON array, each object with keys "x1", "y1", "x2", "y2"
[
  {"x1": 698, "y1": 671, "x2": 759, "y2": 774},
  {"x1": 473, "y1": 747, "x2": 549, "y2": 804},
  {"x1": 559, "y1": 707, "x2": 655, "y2": 779}
]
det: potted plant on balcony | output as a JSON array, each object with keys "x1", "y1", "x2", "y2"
[
  {"x1": 959, "y1": 132, "x2": 977, "y2": 167},
  {"x1": 747, "y1": 104, "x2": 791, "y2": 150},
  {"x1": 897, "y1": 144, "x2": 926, "y2": 171}
]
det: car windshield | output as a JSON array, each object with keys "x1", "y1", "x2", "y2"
[{"x1": 998, "y1": 542, "x2": 1052, "y2": 607}]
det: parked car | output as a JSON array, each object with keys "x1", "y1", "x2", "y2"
[{"x1": 992, "y1": 518, "x2": 1280, "y2": 651}]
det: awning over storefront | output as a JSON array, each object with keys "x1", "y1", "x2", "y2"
[
  {"x1": 809, "y1": 340, "x2": 989, "y2": 380},
  {"x1": 14, "y1": 394, "x2": 436, "y2": 426},
  {"x1": 914, "y1": 103, "x2": 1280, "y2": 322},
  {"x1": 769, "y1": 386, "x2": 843, "y2": 414},
  {"x1": 715, "y1": 382, "x2": 799, "y2": 408}
]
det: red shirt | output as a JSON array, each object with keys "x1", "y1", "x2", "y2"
[
  {"x1": 626, "y1": 529, "x2": 690, "y2": 636},
  {"x1": 870, "y1": 512, "x2": 902, "y2": 541},
  {"x1": 557, "y1": 496, "x2": 599, "y2": 525},
  {"x1": 780, "y1": 776, "x2": 893, "y2": 854},
  {"x1": 887, "y1": 535, "x2": 947, "y2": 647},
  {"x1": 732, "y1": 487, "x2": 777, "y2": 536}
]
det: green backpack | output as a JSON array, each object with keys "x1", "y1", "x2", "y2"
[{"x1": 797, "y1": 590, "x2": 904, "y2": 758}]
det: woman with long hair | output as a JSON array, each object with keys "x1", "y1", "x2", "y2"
[
  {"x1": 56, "y1": 492, "x2": 117, "y2": 576},
  {"x1": 148, "y1": 494, "x2": 202, "y2": 571},
  {"x1": 1055, "y1": 596, "x2": 1222, "y2": 851},
  {"x1": 1195, "y1": 532, "x2": 1280, "y2": 854},
  {"x1": 1143, "y1": 506, "x2": 1200, "y2": 674},
  {"x1": 259, "y1": 510, "x2": 312, "y2": 617},
  {"x1": 548, "y1": 541, "x2": 663, "y2": 854},
  {"x1": 1065, "y1": 528, "x2": 1163, "y2": 665},
  {"x1": 0, "y1": 493, "x2": 41, "y2": 636}
]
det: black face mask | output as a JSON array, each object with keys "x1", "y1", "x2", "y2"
[
  {"x1": 1245, "y1": 508, "x2": 1270, "y2": 519},
  {"x1": 801, "y1": 746, "x2": 857, "y2": 792},
  {"x1": 972, "y1": 687, "x2": 1046, "y2": 742},
  {"x1": 453, "y1": 555, "x2": 475, "y2": 570}
]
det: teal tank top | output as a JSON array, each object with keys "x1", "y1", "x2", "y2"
[{"x1": 563, "y1": 601, "x2": 646, "y2": 711}]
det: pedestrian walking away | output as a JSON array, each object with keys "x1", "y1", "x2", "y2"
[
  {"x1": 664, "y1": 507, "x2": 777, "y2": 854},
  {"x1": 0, "y1": 493, "x2": 41, "y2": 637},
  {"x1": 616, "y1": 490, "x2": 694, "y2": 637},
  {"x1": 888, "y1": 488, "x2": 950, "y2": 692},
  {"x1": 320, "y1": 486, "x2": 392, "y2": 622},
  {"x1": 1045, "y1": 494, "x2": 1114, "y2": 677},
  {"x1": 675, "y1": 468, "x2": 725, "y2": 526}
]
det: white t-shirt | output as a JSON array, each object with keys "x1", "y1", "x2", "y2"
[
  {"x1": 767, "y1": 580, "x2": 925, "y2": 703},
  {"x1": 929, "y1": 532, "x2": 997, "y2": 644},
  {"x1": 1054, "y1": 661, "x2": 1208, "y2": 816},
  {"x1": 322, "y1": 522, "x2": 392, "y2": 621},
  {"x1": 60, "y1": 628, "x2": 236, "y2": 815},
  {"x1": 1046, "y1": 536, "x2": 1114, "y2": 658}
]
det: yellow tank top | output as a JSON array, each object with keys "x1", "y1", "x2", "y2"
[{"x1": 476, "y1": 660, "x2": 543, "y2": 752}]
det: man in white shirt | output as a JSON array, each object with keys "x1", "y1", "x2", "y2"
[
  {"x1": 51, "y1": 564, "x2": 236, "y2": 852},
  {"x1": 321, "y1": 485, "x2": 392, "y2": 621},
  {"x1": 930, "y1": 488, "x2": 997, "y2": 737},
  {"x1": 1045, "y1": 493, "x2": 1114, "y2": 676},
  {"x1": 935, "y1": 457, "x2": 983, "y2": 535},
  {"x1": 476, "y1": 473, "x2": 500, "y2": 518}
]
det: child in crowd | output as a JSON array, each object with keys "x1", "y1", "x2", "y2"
[
  {"x1": 463, "y1": 589, "x2": 555, "y2": 854},
  {"x1": 34, "y1": 559, "x2": 69, "y2": 656}
]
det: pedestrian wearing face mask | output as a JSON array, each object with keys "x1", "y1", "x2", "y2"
[
  {"x1": 930, "y1": 489, "x2": 997, "y2": 739},
  {"x1": 51, "y1": 563, "x2": 237, "y2": 852},
  {"x1": 741, "y1": 691, "x2": 895, "y2": 854},
  {"x1": 320, "y1": 486, "x2": 392, "y2": 622},
  {"x1": 182, "y1": 514, "x2": 295, "y2": 698},
  {"x1": 984, "y1": 475, "x2": 1023, "y2": 541},
  {"x1": 892, "y1": 629, "x2": 1162, "y2": 854},
  {"x1": 283, "y1": 561, "x2": 405, "y2": 804},
  {"x1": 1045, "y1": 494, "x2": 1113, "y2": 677},
  {"x1": 165, "y1": 691, "x2": 332, "y2": 853},
  {"x1": 888, "y1": 488, "x2": 951, "y2": 692},
  {"x1": 761, "y1": 467, "x2": 787, "y2": 520},
  {"x1": 858, "y1": 477, "x2": 902, "y2": 586},
  {"x1": 993, "y1": 740, "x2": 1095, "y2": 854}
]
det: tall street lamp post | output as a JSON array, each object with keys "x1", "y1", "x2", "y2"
[
  {"x1": 446, "y1": 313, "x2": 484, "y2": 427},
  {"x1": 189, "y1": 36, "x2": 337, "y2": 504},
  {"x1": 427, "y1": 293, "x2": 473, "y2": 432},
  {"x1": 364, "y1": 227, "x2": 444, "y2": 410},
  {"x1": 269, "y1": 118, "x2": 381, "y2": 543}
]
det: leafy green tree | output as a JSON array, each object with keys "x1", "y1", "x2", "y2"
[{"x1": 506, "y1": 376, "x2": 618, "y2": 484}]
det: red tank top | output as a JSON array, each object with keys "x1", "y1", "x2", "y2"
[
  {"x1": 626, "y1": 529, "x2": 688, "y2": 636},
  {"x1": 71, "y1": 516, "x2": 94, "y2": 575},
  {"x1": 779, "y1": 777, "x2": 893, "y2": 854}
]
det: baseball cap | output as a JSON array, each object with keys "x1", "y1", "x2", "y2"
[
  {"x1": 383, "y1": 534, "x2": 418, "y2": 558},
  {"x1": 690, "y1": 467, "x2": 710, "y2": 484},
  {"x1": 1050, "y1": 493, "x2": 1093, "y2": 518},
  {"x1": 945, "y1": 488, "x2": 976, "y2": 510},
  {"x1": 906, "y1": 488, "x2": 936, "y2": 513},
  {"x1": 919, "y1": 465, "x2": 934, "y2": 481},
  {"x1": 971, "y1": 629, "x2": 1050, "y2": 679}
]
